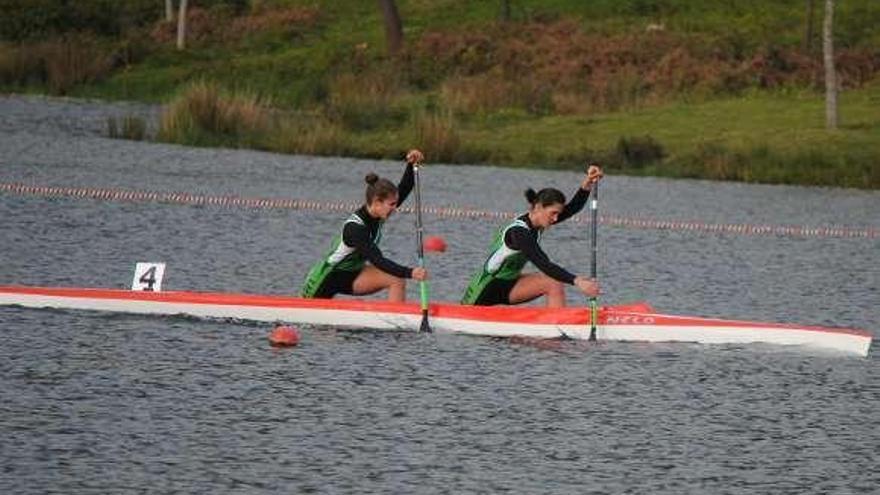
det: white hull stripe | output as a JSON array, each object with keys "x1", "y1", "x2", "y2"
[{"x1": 0, "y1": 286, "x2": 871, "y2": 356}]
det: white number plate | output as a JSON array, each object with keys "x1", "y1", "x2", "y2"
[{"x1": 132, "y1": 262, "x2": 166, "y2": 292}]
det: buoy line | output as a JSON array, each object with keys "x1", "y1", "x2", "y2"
[{"x1": 1, "y1": 182, "x2": 876, "y2": 239}]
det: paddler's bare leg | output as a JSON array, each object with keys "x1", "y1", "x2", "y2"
[
  {"x1": 508, "y1": 273, "x2": 566, "y2": 307},
  {"x1": 352, "y1": 265, "x2": 407, "y2": 302}
]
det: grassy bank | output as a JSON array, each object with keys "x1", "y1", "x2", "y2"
[
  {"x1": 149, "y1": 80, "x2": 880, "y2": 188},
  {"x1": 1, "y1": 0, "x2": 879, "y2": 188}
]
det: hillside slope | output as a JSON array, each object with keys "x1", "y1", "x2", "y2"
[{"x1": 1, "y1": 0, "x2": 878, "y2": 187}]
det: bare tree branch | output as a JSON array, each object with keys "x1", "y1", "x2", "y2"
[
  {"x1": 177, "y1": 0, "x2": 188, "y2": 51},
  {"x1": 803, "y1": 0, "x2": 815, "y2": 52},
  {"x1": 823, "y1": 0, "x2": 838, "y2": 129},
  {"x1": 378, "y1": 0, "x2": 403, "y2": 55}
]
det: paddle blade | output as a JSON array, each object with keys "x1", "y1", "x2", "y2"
[
  {"x1": 589, "y1": 297, "x2": 598, "y2": 342},
  {"x1": 420, "y1": 311, "x2": 432, "y2": 333},
  {"x1": 417, "y1": 280, "x2": 431, "y2": 332}
]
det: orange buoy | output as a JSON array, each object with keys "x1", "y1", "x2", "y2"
[
  {"x1": 424, "y1": 235, "x2": 447, "y2": 253},
  {"x1": 269, "y1": 325, "x2": 300, "y2": 346}
]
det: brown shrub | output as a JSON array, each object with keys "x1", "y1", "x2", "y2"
[
  {"x1": 271, "y1": 118, "x2": 349, "y2": 156},
  {"x1": 406, "y1": 20, "x2": 880, "y2": 113},
  {"x1": 0, "y1": 42, "x2": 45, "y2": 86},
  {"x1": 150, "y1": 6, "x2": 320, "y2": 46},
  {"x1": 149, "y1": 8, "x2": 230, "y2": 45},
  {"x1": 326, "y1": 70, "x2": 408, "y2": 130},
  {"x1": 329, "y1": 71, "x2": 401, "y2": 110},
  {"x1": 13, "y1": 36, "x2": 114, "y2": 94},
  {"x1": 159, "y1": 80, "x2": 272, "y2": 144},
  {"x1": 107, "y1": 115, "x2": 148, "y2": 140},
  {"x1": 551, "y1": 91, "x2": 592, "y2": 115},
  {"x1": 414, "y1": 109, "x2": 461, "y2": 163},
  {"x1": 44, "y1": 38, "x2": 115, "y2": 94},
  {"x1": 440, "y1": 71, "x2": 518, "y2": 113},
  {"x1": 227, "y1": 6, "x2": 320, "y2": 40},
  {"x1": 415, "y1": 31, "x2": 497, "y2": 76},
  {"x1": 834, "y1": 49, "x2": 880, "y2": 88},
  {"x1": 746, "y1": 47, "x2": 818, "y2": 88}
]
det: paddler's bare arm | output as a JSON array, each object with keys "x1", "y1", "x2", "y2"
[
  {"x1": 559, "y1": 163, "x2": 604, "y2": 222},
  {"x1": 396, "y1": 149, "x2": 424, "y2": 206},
  {"x1": 573, "y1": 276, "x2": 600, "y2": 297},
  {"x1": 582, "y1": 164, "x2": 603, "y2": 190}
]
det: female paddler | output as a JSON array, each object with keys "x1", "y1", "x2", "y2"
[
  {"x1": 461, "y1": 164, "x2": 604, "y2": 307},
  {"x1": 301, "y1": 149, "x2": 428, "y2": 302}
]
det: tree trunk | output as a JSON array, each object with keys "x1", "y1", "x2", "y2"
[
  {"x1": 823, "y1": 0, "x2": 838, "y2": 130},
  {"x1": 803, "y1": 0, "x2": 815, "y2": 52},
  {"x1": 177, "y1": 0, "x2": 188, "y2": 51},
  {"x1": 378, "y1": 0, "x2": 403, "y2": 55},
  {"x1": 165, "y1": 0, "x2": 175, "y2": 22},
  {"x1": 501, "y1": 0, "x2": 511, "y2": 21}
]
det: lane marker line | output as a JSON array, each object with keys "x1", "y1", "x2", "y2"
[{"x1": 2, "y1": 182, "x2": 876, "y2": 239}]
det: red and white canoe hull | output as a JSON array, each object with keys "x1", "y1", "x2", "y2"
[
  {"x1": 430, "y1": 305, "x2": 872, "y2": 356},
  {"x1": 0, "y1": 285, "x2": 872, "y2": 356},
  {"x1": 590, "y1": 315, "x2": 872, "y2": 356}
]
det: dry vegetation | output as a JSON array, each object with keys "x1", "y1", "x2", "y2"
[
  {"x1": 409, "y1": 20, "x2": 880, "y2": 114},
  {"x1": 148, "y1": 6, "x2": 320, "y2": 45},
  {"x1": 3, "y1": 1, "x2": 878, "y2": 187}
]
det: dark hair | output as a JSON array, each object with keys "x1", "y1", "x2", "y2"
[
  {"x1": 365, "y1": 172, "x2": 398, "y2": 204},
  {"x1": 524, "y1": 187, "x2": 566, "y2": 207}
]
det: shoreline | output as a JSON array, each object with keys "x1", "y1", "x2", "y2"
[{"x1": 4, "y1": 88, "x2": 879, "y2": 190}]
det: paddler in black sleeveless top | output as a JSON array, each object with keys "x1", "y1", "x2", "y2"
[
  {"x1": 301, "y1": 149, "x2": 428, "y2": 301},
  {"x1": 461, "y1": 164, "x2": 603, "y2": 307}
]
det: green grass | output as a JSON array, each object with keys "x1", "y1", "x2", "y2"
[
  {"x1": 60, "y1": 0, "x2": 880, "y2": 105},
  {"x1": 342, "y1": 83, "x2": 880, "y2": 188},
  {"x1": 3, "y1": 0, "x2": 879, "y2": 187},
  {"x1": 486, "y1": 86, "x2": 880, "y2": 162}
]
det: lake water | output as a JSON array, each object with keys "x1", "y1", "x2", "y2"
[{"x1": 1, "y1": 95, "x2": 878, "y2": 494}]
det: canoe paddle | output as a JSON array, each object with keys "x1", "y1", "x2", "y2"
[
  {"x1": 588, "y1": 180, "x2": 599, "y2": 342},
  {"x1": 412, "y1": 161, "x2": 432, "y2": 333}
]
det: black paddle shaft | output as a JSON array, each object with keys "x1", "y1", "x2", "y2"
[
  {"x1": 413, "y1": 163, "x2": 431, "y2": 333},
  {"x1": 590, "y1": 182, "x2": 598, "y2": 279},
  {"x1": 588, "y1": 181, "x2": 599, "y2": 341}
]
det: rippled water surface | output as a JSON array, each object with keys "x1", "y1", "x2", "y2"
[{"x1": 1, "y1": 95, "x2": 878, "y2": 494}]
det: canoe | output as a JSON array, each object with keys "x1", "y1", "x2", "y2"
[{"x1": 0, "y1": 285, "x2": 871, "y2": 356}]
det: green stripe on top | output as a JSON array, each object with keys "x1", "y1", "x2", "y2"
[
  {"x1": 301, "y1": 213, "x2": 383, "y2": 298},
  {"x1": 461, "y1": 217, "x2": 537, "y2": 304}
]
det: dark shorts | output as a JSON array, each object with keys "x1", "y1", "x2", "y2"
[
  {"x1": 473, "y1": 278, "x2": 518, "y2": 306},
  {"x1": 312, "y1": 270, "x2": 360, "y2": 299}
]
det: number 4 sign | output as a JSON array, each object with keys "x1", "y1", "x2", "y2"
[{"x1": 132, "y1": 262, "x2": 166, "y2": 292}]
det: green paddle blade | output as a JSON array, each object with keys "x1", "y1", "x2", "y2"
[{"x1": 419, "y1": 280, "x2": 431, "y2": 332}]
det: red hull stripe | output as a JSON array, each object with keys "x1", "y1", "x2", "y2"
[
  {"x1": 0, "y1": 285, "x2": 871, "y2": 338},
  {"x1": 0, "y1": 285, "x2": 421, "y2": 314}
]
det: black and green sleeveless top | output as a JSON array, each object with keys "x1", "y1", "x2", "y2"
[
  {"x1": 301, "y1": 165, "x2": 415, "y2": 298},
  {"x1": 461, "y1": 186, "x2": 591, "y2": 304}
]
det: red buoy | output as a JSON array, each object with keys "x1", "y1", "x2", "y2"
[
  {"x1": 424, "y1": 235, "x2": 447, "y2": 253},
  {"x1": 269, "y1": 325, "x2": 300, "y2": 346}
]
